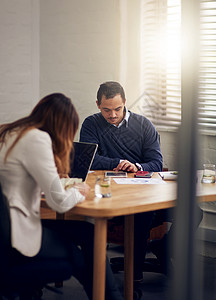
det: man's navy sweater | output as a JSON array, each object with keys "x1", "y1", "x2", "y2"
[{"x1": 80, "y1": 111, "x2": 163, "y2": 171}]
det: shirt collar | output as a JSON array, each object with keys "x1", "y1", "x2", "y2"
[{"x1": 114, "y1": 107, "x2": 130, "y2": 128}]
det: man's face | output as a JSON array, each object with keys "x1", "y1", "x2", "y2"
[{"x1": 97, "y1": 94, "x2": 126, "y2": 126}]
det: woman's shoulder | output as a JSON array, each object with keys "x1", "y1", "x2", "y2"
[{"x1": 22, "y1": 128, "x2": 51, "y2": 144}]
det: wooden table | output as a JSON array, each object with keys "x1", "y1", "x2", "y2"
[{"x1": 41, "y1": 171, "x2": 216, "y2": 300}]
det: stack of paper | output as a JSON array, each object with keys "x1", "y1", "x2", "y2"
[{"x1": 158, "y1": 171, "x2": 178, "y2": 181}]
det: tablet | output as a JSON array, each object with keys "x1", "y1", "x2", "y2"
[{"x1": 105, "y1": 171, "x2": 127, "y2": 178}]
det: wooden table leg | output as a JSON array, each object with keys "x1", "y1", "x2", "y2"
[
  {"x1": 93, "y1": 218, "x2": 107, "y2": 300},
  {"x1": 124, "y1": 214, "x2": 134, "y2": 300}
]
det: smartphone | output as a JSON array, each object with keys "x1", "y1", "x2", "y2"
[
  {"x1": 105, "y1": 171, "x2": 127, "y2": 178},
  {"x1": 134, "y1": 171, "x2": 154, "y2": 178}
]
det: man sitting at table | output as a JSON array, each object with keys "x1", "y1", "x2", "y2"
[{"x1": 79, "y1": 81, "x2": 163, "y2": 282}]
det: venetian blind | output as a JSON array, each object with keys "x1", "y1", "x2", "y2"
[
  {"x1": 139, "y1": 0, "x2": 216, "y2": 131},
  {"x1": 139, "y1": 0, "x2": 181, "y2": 127},
  {"x1": 199, "y1": 0, "x2": 216, "y2": 130}
]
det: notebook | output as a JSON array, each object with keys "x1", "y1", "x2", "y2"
[{"x1": 69, "y1": 141, "x2": 98, "y2": 181}]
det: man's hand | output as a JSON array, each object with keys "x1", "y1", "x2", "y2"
[{"x1": 113, "y1": 160, "x2": 138, "y2": 173}]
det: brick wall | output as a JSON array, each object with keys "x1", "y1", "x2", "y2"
[{"x1": 0, "y1": 0, "x2": 39, "y2": 124}]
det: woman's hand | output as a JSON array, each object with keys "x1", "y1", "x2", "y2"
[
  {"x1": 74, "y1": 183, "x2": 90, "y2": 198},
  {"x1": 59, "y1": 173, "x2": 69, "y2": 178}
]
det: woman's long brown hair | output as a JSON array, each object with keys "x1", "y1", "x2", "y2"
[{"x1": 0, "y1": 93, "x2": 79, "y2": 175}]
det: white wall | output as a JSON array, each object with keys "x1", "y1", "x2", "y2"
[
  {"x1": 159, "y1": 128, "x2": 216, "y2": 172},
  {"x1": 39, "y1": 0, "x2": 141, "y2": 139},
  {"x1": 0, "y1": 0, "x2": 39, "y2": 123},
  {"x1": 40, "y1": 0, "x2": 121, "y2": 133}
]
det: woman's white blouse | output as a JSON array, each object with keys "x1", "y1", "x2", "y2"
[{"x1": 0, "y1": 129, "x2": 85, "y2": 257}]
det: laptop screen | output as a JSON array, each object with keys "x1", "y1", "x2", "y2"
[{"x1": 69, "y1": 142, "x2": 98, "y2": 181}]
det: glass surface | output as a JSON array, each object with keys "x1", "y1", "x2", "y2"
[
  {"x1": 95, "y1": 177, "x2": 112, "y2": 198},
  {"x1": 202, "y1": 164, "x2": 216, "y2": 183}
]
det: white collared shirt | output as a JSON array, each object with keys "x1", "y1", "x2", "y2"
[{"x1": 113, "y1": 107, "x2": 130, "y2": 128}]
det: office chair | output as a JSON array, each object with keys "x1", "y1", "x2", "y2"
[
  {"x1": 107, "y1": 215, "x2": 168, "y2": 273},
  {"x1": 107, "y1": 214, "x2": 169, "y2": 300},
  {"x1": 0, "y1": 184, "x2": 73, "y2": 300}
]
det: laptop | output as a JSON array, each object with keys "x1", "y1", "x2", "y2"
[{"x1": 69, "y1": 141, "x2": 98, "y2": 181}]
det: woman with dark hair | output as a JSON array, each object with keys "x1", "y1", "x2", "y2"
[{"x1": 0, "y1": 93, "x2": 123, "y2": 300}]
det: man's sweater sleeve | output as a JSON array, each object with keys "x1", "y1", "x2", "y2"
[
  {"x1": 80, "y1": 117, "x2": 120, "y2": 170},
  {"x1": 138, "y1": 119, "x2": 163, "y2": 172}
]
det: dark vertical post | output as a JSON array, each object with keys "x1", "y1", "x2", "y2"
[{"x1": 171, "y1": 0, "x2": 201, "y2": 300}]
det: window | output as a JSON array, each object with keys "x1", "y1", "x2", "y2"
[
  {"x1": 139, "y1": 0, "x2": 181, "y2": 127},
  {"x1": 199, "y1": 0, "x2": 216, "y2": 130},
  {"x1": 133, "y1": 0, "x2": 216, "y2": 131}
]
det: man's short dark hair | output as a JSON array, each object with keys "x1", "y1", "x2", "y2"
[{"x1": 97, "y1": 81, "x2": 126, "y2": 105}]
